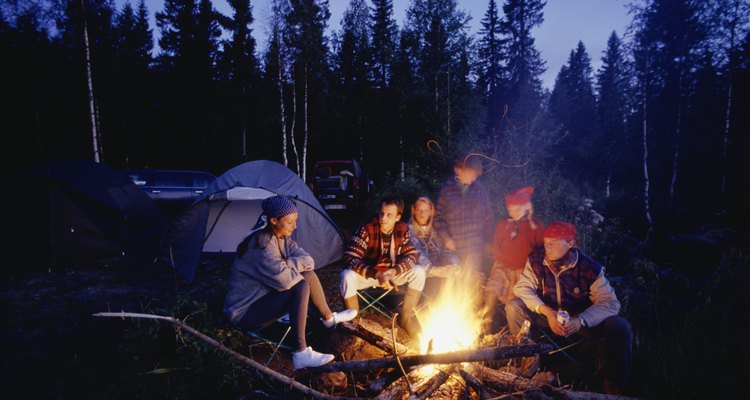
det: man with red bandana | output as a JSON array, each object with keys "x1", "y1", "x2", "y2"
[{"x1": 505, "y1": 221, "x2": 632, "y2": 394}]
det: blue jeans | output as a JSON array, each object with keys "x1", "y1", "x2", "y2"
[{"x1": 505, "y1": 298, "x2": 632, "y2": 390}]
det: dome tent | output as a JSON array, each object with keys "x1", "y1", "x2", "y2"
[
  {"x1": 159, "y1": 160, "x2": 345, "y2": 283},
  {"x1": 11, "y1": 159, "x2": 167, "y2": 269}
]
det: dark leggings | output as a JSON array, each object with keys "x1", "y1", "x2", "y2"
[{"x1": 237, "y1": 271, "x2": 332, "y2": 352}]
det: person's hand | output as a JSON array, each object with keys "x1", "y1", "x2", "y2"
[
  {"x1": 540, "y1": 306, "x2": 566, "y2": 337},
  {"x1": 444, "y1": 238, "x2": 456, "y2": 251},
  {"x1": 376, "y1": 269, "x2": 397, "y2": 289},
  {"x1": 561, "y1": 317, "x2": 583, "y2": 337}
]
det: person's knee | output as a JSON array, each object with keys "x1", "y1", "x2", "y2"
[
  {"x1": 504, "y1": 298, "x2": 525, "y2": 317},
  {"x1": 340, "y1": 269, "x2": 358, "y2": 297},
  {"x1": 603, "y1": 316, "x2": 633, "y2": 347},
  {"x1": 293, "y1": 278, "x2": 310, "y2": 298},
  {"x1": 408, "y1": 266, "x2": 426, "y2": 290}
]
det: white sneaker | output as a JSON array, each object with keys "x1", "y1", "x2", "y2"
[
  {"x1": 321, "y1": 309, "x2": 358, "y2": 328},
  {"x1": 292, "y1": 346, "x2": 335, "y2": 369}
]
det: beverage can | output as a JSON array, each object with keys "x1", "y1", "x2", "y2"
[{"x1": 557, "y1": 310, "x2": 570, "y2": 325}]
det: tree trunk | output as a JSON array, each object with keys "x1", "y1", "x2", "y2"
[
  {"x1": 277, "y1": 34, "x2": 288, "y2": 167},
  {"x1": 721, "y1": 0, "x2": 741, "y2": 199},
  {"x1": 641, "y1": 79, "x2": 653, "y2": 227},
  {"x1": 308, "y1": 343, "x2": 553, "y2": 373},
  {"x1": 721, "y1": 83, "x2": 732, "y2": 198},
  {"x1": 290, "y1": 74, "x2": 300, "y2": 175},
  {"x1": 82, "y1": 1, "x2": 100, "y2": 163},
  {"x1": 669, "y1": 76, "x2": 683, "y2": 205},
  {"x1": 303, "y1": 67, "x2": 309, "y2": 182},
  {"x1": 241, "y1": 85, "x2": 247, "y2": 159}
]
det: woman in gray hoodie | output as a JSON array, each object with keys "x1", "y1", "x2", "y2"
[{"x1": 223, "y1": 195, "x2": 356, "y2": 369}]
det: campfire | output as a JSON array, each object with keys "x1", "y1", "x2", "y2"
[
  {"x1": 417, "y1": 271, "x2": 484, "y2": 356},
  {"x1": 314, "y1": 270, "x2": 564, "y2": 399}
]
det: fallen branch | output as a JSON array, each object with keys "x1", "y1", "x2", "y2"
[
  {"x1": 309, "y1": 343, "x2": 553, "y2": 373},
  {"x1": 93, "y1": 311, "x2": 355, "y2": 400},
  {"x1": 337, "y1": 321, "x2": 411, "y2": 355}
]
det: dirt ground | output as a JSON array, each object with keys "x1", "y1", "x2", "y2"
[{"x1": 0, "y1": 208, "x2": 367, "y2": 399}]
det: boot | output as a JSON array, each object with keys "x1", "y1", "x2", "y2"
[
  {"x1": 399, "y1": 288, "x2": 422, "y2": 339},
  {"x1": 343, "y1": 295, "x2": 359, "y2": 313}
]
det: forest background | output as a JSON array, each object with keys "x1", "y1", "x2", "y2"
[{"x1": 2, "y1": 0, "x2": 750, "y2": 398}]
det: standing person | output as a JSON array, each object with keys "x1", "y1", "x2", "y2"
[
  {"x1": 224, "y1": 195, "x2": 357, "y2": 370},
  {"x1": 506, "y1": 221, "x2": 632, "y2": 394},
  {"x1": 434, "y1": 153, "x2": 496, "y2": 276},
  {"x1": 408, "y1": 196, "x2": 461, "y2": 295},
  {"x1": 340, "y1": 195, "x2": 425, "y2": 338},
  {"x1": 482, "y1": 186, "x2": 544, "y2": 332}
]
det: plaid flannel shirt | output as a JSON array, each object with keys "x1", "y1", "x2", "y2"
[{"x1": 343, "y1": 216, "x2": 418, "y2": 279}]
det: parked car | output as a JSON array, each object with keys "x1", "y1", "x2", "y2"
[
  {"x1": 310, "y1": 159, "x2": 372, "y2": 211},
  {"x1": 126, "y1": 168, "x2": 216, "y2": 204}
]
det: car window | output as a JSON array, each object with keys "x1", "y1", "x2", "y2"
[
  {"x1": 192, "y1": 172, "x2": 215, "y2": 187},
  {"x1": 153, "y1": 171, "x2": 189, "y2": 187}
]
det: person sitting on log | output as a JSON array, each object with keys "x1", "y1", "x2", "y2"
[
  {"x1": 505, "y1": 221, "x2": 632, "y2": 394},
  {"x1": 340, "y1": 195, "x2": 425, "y2": 338},
  {"x1": 223, "y1": 195, "x2": 357, "y2": 369}
]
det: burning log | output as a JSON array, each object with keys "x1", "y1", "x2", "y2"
[
  {"x1": 407, "y1": 366, "x2": 454, "y2": 400},
  {"x1": 309, "y1": 343, "x2": 553, "y2": 373},
  {"x1": 467, "y1": 363, "x2": 536, "y2": 392},
  {"x1": 336, "y1": 321, "x2": 411, "y2": 355},
  {"x1": 459, "y1": 368, "x2": 490, "y2": 400},
  {"x1": 373, "y1": 367, "x2": 430, "y2": 400}
]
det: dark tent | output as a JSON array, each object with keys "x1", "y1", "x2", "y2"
[
  {"x1": 159, "y1": 160, "x2": 345, "y2": 283},
  {"x1": 11, "y1": 159, "x2": 168, "y2": 269}
]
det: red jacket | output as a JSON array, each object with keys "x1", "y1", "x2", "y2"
[{"x1": 492, "y1": 217, "x2": 544, "y2": 270}]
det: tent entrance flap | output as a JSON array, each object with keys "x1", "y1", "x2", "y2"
[{"x1": 203, "y1": 199, "x2": 263, "y2": 253}]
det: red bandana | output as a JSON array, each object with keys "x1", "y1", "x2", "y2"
[{"x1": 543, "y1": 221, "x2": 577, "y2": 242}]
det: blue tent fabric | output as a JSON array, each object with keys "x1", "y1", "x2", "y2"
[{"x1": 159, "y1": 160, "x2": 345, "y2": 283}]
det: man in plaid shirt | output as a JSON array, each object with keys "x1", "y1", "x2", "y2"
[{"x1": 340, "y1": 195, "x2": 425, "y2": 337}]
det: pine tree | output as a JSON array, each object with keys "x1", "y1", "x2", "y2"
[
  {"x1": 334, "y1": 0, "x2": 372, "y2": 162},
  {"x1": 596, "y1": 31, "x2": 632, "y2": 199},
  {"x1": 113, "y1": 0, "x2": 154, "y2": 167},
  {"x1": 404, "y1": 0, "x2": 471, "y2": 147},
  {"x1": 216, "y1": 0, "x2": 258, "y2": 160},
  {"x1": 548, "y1": 41, "x2": 597, "y2": 180},
  {"x1": 370, "y1": 0, "x2": 398, "y2": 89},
  {"x1": 285, "y1": 0, "x2": 331, "y2": 180},
  {"x1": 498, "y1": 0, "x2": 546, "y2": 123},
  {"x1": 477, "y1": 0, "x2": 506, "y2": 140},
  {"x1": 630, "y1": 0, "x2": 711, "y2": 216}
]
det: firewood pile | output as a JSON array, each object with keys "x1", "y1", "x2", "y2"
[
  {"x1": 93, "y1": 311, "x2": 640, "y2": 399},
  {"x1": 294, "y1": 317, "x2": 639, "y2": 400}
]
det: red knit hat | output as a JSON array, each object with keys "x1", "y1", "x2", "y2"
[
  {"x1": 505, "y1": 186, "x2": 534, "y2": 206},
  {"x1": 543, "y1": 221, "x2": 577, "y2": 242}
]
